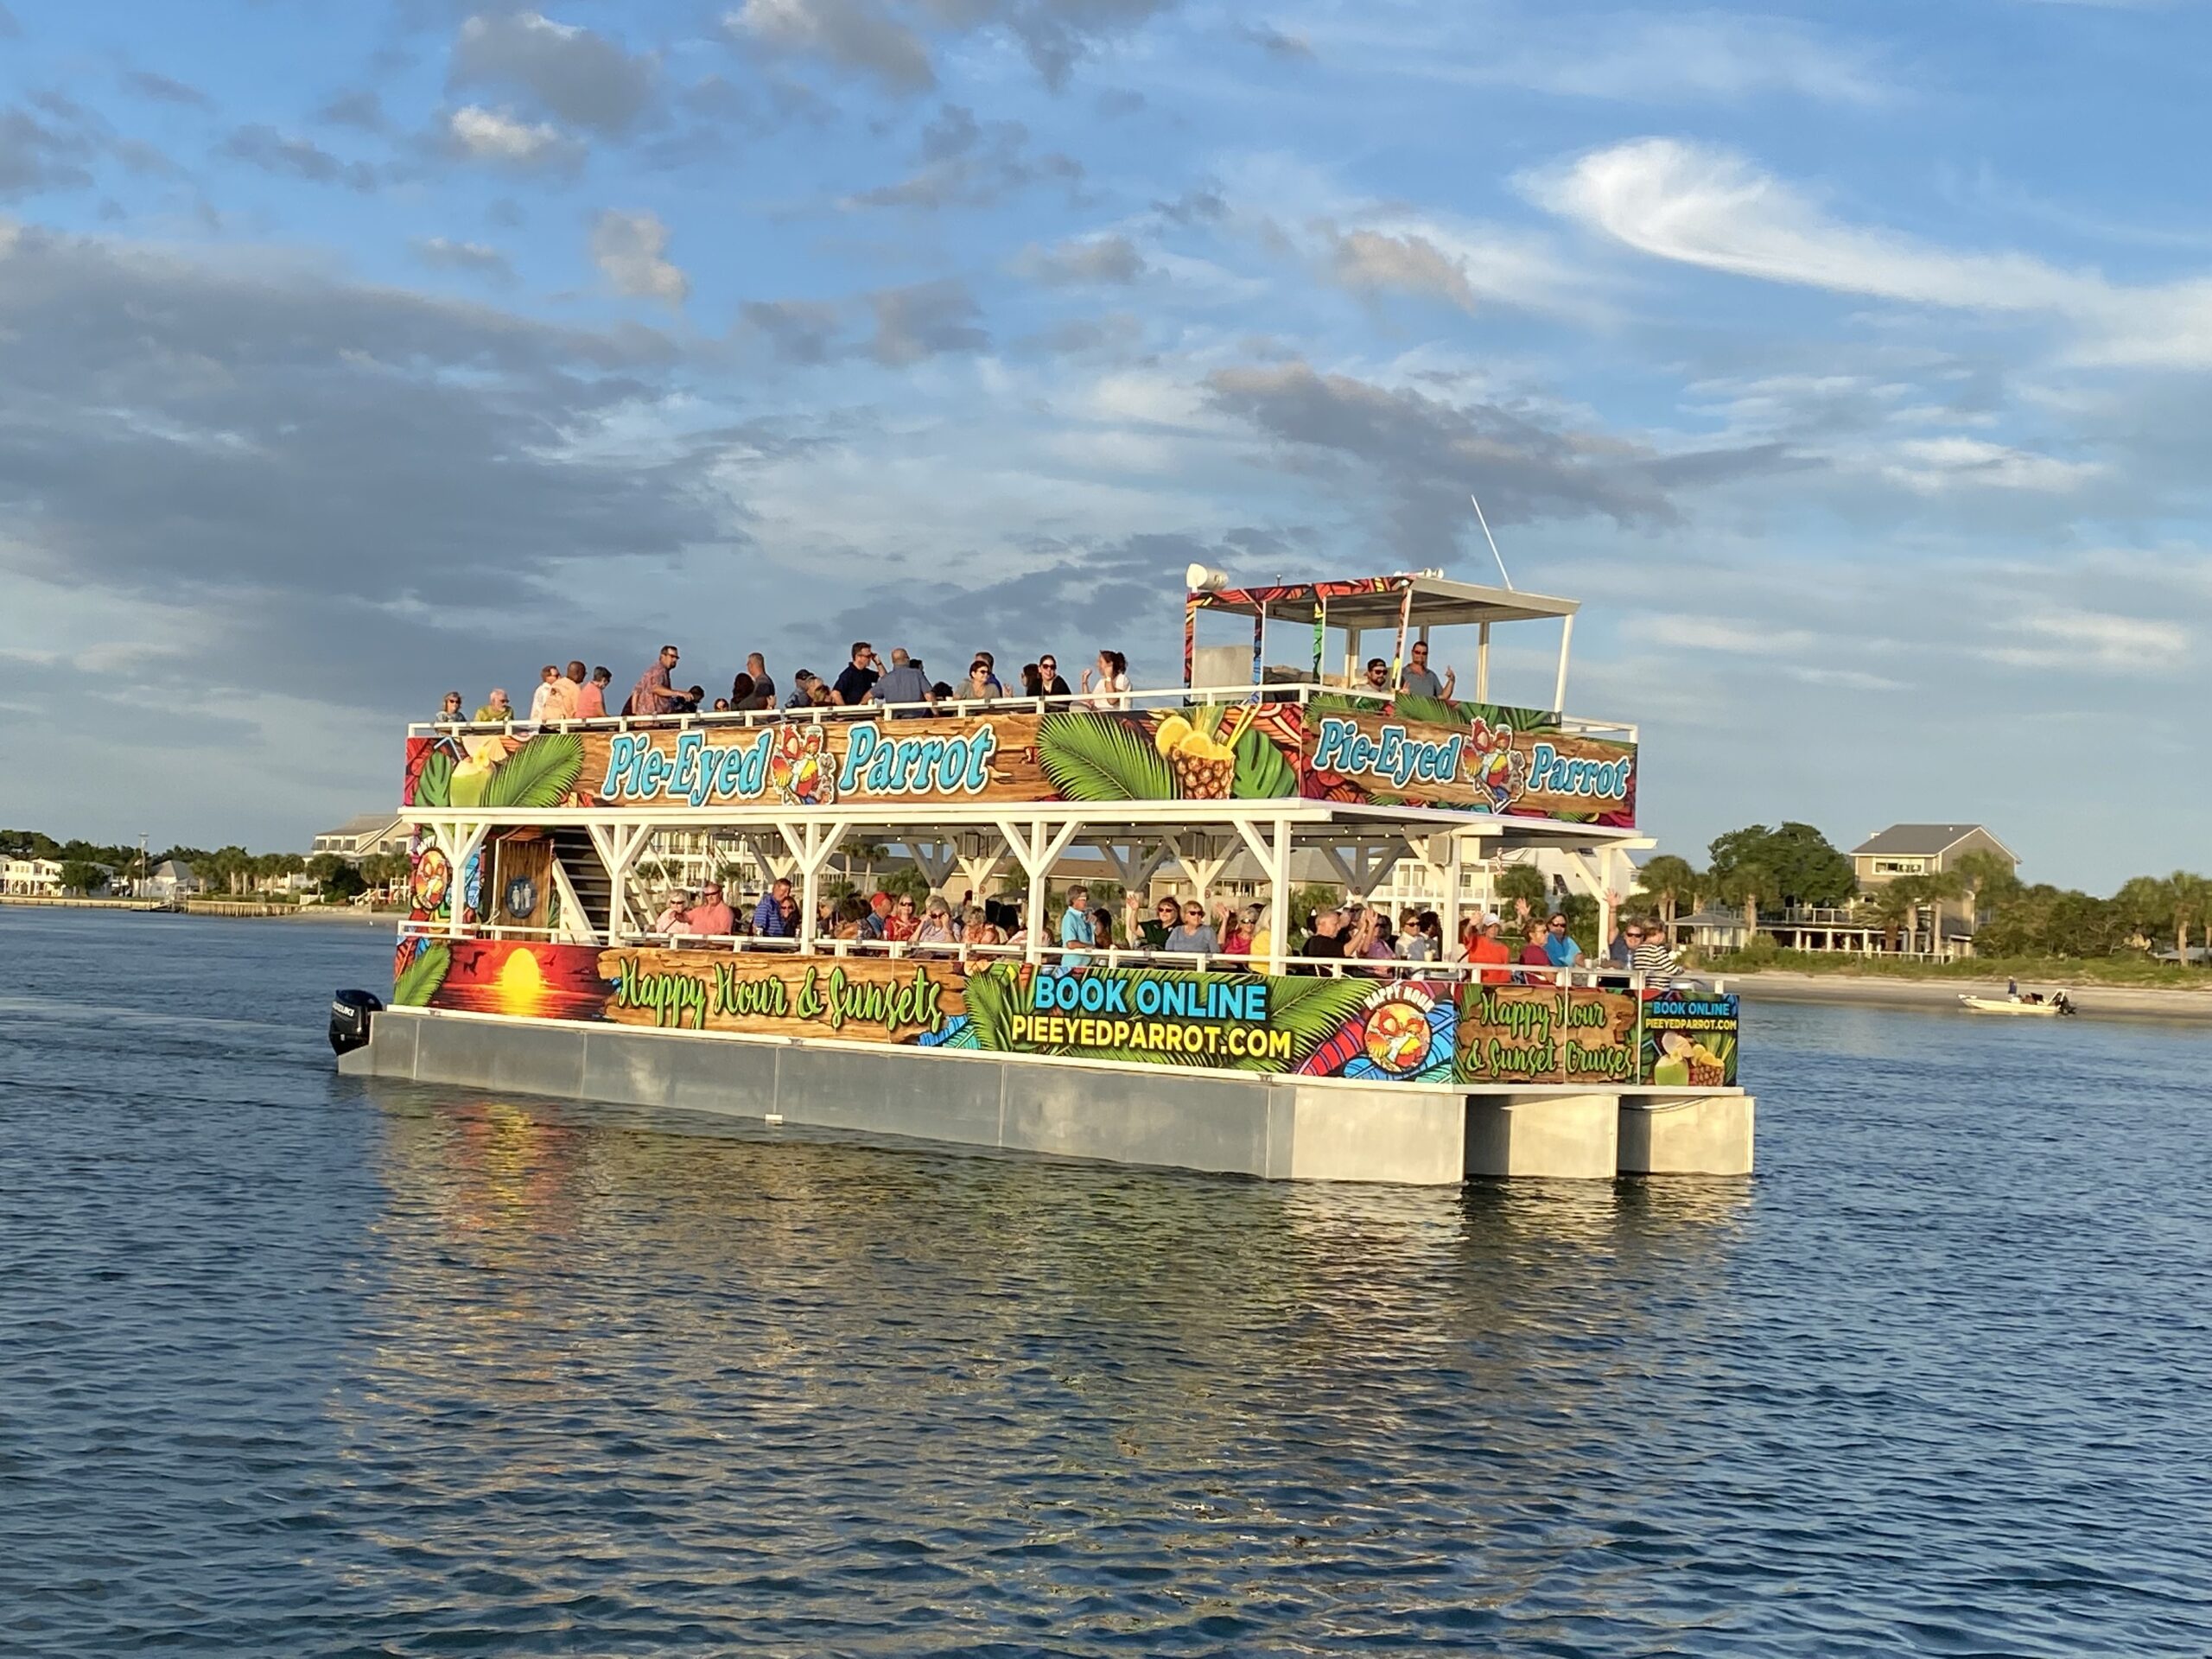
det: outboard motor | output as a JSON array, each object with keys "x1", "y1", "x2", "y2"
[{"x1": 330, "y1": 988, "x2": 384, "y2": 1056}]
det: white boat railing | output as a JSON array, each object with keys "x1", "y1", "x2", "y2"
[
  {"x1": 408, "y1": 681, "x2": 1638, "y2": 744},
  {"x1": 391, "y1": 917, "x2": 1687, "y2": 989}
]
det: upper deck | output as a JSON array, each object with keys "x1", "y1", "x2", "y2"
[
  {"x1": 402, "y1": 678, "x2": 1637, "y2": 840},
  {"x1": 404, "y1": 572, "x2": 1635, "y2": 840}
]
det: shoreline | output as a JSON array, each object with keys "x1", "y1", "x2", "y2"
[{"x1": 1720, "y1": 969, "x2": 2212, "y2": 1022}]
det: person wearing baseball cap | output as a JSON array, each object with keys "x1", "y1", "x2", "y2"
[
  {"x1": 858, "y1": 890, "x2": 894, "y2": 944},
  {"x1": 1471, "y1": 912, "x2": 1514, "y2": 985}
]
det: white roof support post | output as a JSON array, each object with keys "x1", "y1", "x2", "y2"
[
  {"x1": 997, "y1": 816, "x2": 1084, "y2": 965},
  {"x1": 1345, "y1": 626, "x2": 1361, "y2": 688},
  {"x1": 436, "y1": 821, "x2": 491, "y2": 938},
  {"x1": 1090, "y1": 836, "x2": 1169, "y2": 900},
  {"x1": 1439, "y1": 830, "x2": 1465, "y2": 956},
  {"x1": 776, "y1": 818, "x2": 849, "y2": 957},
  {"x1": 1231, "y1": 819, "x2": 1286, "y2": 957},
  {"x1": 1265, "y1": 819, "x2": 1293, "y2": 974},
  {"x1": 1164, "y1": 832, "x2": 1230, "y2": 905},
  {"x1": 955, "y1": 830, "x2": 1009, "y2": 907},
  {"x1": 1477, "y1": 621, "x2": 1491, "y2": 702},
  {"x1": 1553, "y1": 612, "x2": 1574, "y2": 713},
  {"x1": 547, "y1": 854, "x2": 598, "y2": 946},
  {"x1": 749, "y1": 838, "x2": 796, "y2": 893},
  {"x1": 909, "y1": 837, "x2": 961, "y2": 893}
]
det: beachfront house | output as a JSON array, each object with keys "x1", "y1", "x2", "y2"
[
  {"x1": 1852, "y1": 823, "x2": 2018, "y2": 956},
  {"x1": 311, "y1": 814, "x2": 410, "y2": 862},
  {"x1": 138, "y1": 858, "x2": 201, "y2": 900},
  {"x1": 3, "y1": 856, "x2": 64, "y2": 895}
]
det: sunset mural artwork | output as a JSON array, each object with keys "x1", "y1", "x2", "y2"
[{"x1": 391, "y1": 942, "x2": 1734, "y2": 1088}]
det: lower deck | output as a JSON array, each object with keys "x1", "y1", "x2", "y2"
[{"x1": 341, "y1": 1006, "x2": 1753, "y2": 1185}]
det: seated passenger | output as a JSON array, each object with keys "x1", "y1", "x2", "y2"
[{"x1": 686, "y1": 880, "x2": 734, "y2": 938}]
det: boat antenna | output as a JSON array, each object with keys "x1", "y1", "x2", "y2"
[{"x1": 1469, "y1": 493, "x2": 1515, "y2": 590}]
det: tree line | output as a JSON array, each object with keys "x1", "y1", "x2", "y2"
[
  {"x1": 1629, "y1": 821, "x2": 2212, "y2": 962},
  {"x1": 1, "y1": 830, "x2": 406, "y2": 904}
]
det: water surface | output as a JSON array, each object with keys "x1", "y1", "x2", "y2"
[{"x1": 2, "y1": 909, "x2": 2208, "y2": 1656}]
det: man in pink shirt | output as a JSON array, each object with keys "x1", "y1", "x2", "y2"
[
  {"x1": 566, "y1": 661, "x2": 606, "y2": 721},
  {"x1": 685, "y1": 880, "x2": 734, "y2": 938},
  {"x1": 629, "y1": 645, "x2": 681, "y2": 716}
]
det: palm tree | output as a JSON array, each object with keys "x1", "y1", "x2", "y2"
[
  {"x1": 1637, "y1": 855, "x2": 1702, "y2": 944},
  {"x1": 2164, "y1": 870, "x2": 2211, "y2": 963},
  {"x1": 1868, "y1": 874, "x2": 1927, "y2": 953},
  {"x1": 1715, "y1": 862, "x2": 1777, "y2": 942}
]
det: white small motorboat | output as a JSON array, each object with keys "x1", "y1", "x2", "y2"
[{"x1": 1960, "y1": 990, "x2": 2075, "y2": 1017}]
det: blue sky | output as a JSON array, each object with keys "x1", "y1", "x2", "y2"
[{"x1": 1, "y1": 0, "x2": 2208, "y2": 887}]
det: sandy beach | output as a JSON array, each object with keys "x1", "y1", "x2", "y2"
[{"x1": 1719, "y1": 970, "x2": 2212, "y2": 1023}]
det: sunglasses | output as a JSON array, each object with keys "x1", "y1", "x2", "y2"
[{"x1": 1548, "y1": 920, "x2": 1567, "y2": 929}]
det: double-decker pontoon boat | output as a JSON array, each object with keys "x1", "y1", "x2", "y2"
[{"x1": 332, "y1": 569, "x2": 1751, "y2": 1184}]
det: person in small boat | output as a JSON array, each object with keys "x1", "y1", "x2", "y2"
[{"x1": 2007, "y1": 976, "x2": 2020, "y2": 1000}]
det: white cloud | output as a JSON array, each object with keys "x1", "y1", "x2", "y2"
[
  {"x1": 1494, "y1": 14, "x2": 1888, "y2": 106},
  {"x1": 1527, "y1": 137, "x2": 2212, "y2": 365},
  {"x1": 446, "y1": 104, "x2": 576, "y2": 168},
  {"x1": 590, "y1": 210, "x2": 688, "y2": 306},
  {"x1": 1984, "y1": 608, "x2": 2189, "y2": 673},
  {"x1": 1881, "y1": 436, "x2": 2104, "y2": 494},
  {"x1": 1644, "y1": 613, "x2": 1820, "y2": 656}
]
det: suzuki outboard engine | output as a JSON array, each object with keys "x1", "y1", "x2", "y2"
[{"x1": 330, "y1": 988, "x2": 384, "y2": 1057}]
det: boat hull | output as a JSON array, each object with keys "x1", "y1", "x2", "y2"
[{"x1": 1960, "y1": 995, "x2": 2065, "y2": 1016}]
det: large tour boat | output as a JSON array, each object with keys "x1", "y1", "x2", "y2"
[{"x1": 333, "y1": 569, "x2": 1751, "y2": 1185}]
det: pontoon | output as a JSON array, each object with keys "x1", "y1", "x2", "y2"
[{"x1": 332, "y1": 569, "x2": 1752, "y2": 1184}]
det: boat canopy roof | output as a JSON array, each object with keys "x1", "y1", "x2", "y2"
[{"x1": 1189, "y1": 573, "x2": 1580, "y2": 631}]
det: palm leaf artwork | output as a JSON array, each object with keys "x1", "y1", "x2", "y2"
[
  {"x1": 961, "y1": 963, "x2": 1023, "y2": 1049},
  {"x1": 413, "y1": 750, "x2": 454, "y2": 809},
  {"x1": 1035, "y1": 713, "x2": 1175, "y2": 802},
  {"x1": 392, "y1": 941, "x2": 451, "y2": 1007},
  {"x1": 481, "y1": 733, "x2": 585, "y2": 809},
  {"x1": 1391, "y1": 693, "x2": 1463, "y2": 729},
  {"x1": 1456, "y1": 700, "x2": 1559, "y2": 733},
  {"x1": 1230, "y1": 720, "x2": 1298, "y2": 799}
]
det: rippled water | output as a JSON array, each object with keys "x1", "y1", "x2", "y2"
[{"x1": 3, "y1": 908, "x2": 2209, "y2": 1656}]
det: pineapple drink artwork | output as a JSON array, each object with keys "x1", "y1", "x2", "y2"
[{"x1": 1154, "y1": 709, "x2": 1236, "y2": 798}]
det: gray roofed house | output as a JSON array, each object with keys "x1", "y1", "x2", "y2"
[
  {"x1": 312, "y1": 814, "x2": 410, "y2": 861},
  {"x1": 1851, "y1": 824, "x2": 2018, "y2": 884}
]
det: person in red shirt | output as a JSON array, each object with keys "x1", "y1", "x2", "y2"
[
  {"x1": 568, "y1": 661, "x2": 606, "y2": 720},
  {"x1": 628, "y1": 645, "x2": 682, "y2": 717},
  {"x1": 884, "y1": 893, "x2": 920, "y2": 943},
  {"x1": 1470, "y1": 914, "x2": 1514, "y2": 985}
]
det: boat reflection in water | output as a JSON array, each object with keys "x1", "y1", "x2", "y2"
[{"x1": 334, "y1": 1084, "x2": 1750, "y2": 1649}]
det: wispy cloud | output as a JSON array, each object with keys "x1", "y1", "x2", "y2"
[
  {"x1": 1984, "y1": 608, "x2": 2190, "y2": 673},
  {"x1": 1525, "y1": 137, "x2": 2212, "y2": 365}
]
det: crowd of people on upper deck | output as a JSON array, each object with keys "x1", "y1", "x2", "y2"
[
  {"x1": 436, "y1": 642, "x2": 1141, "y2": 727},
  {"x1": 435, "y1": 633, "x2": 1475, "y2": 728}
]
